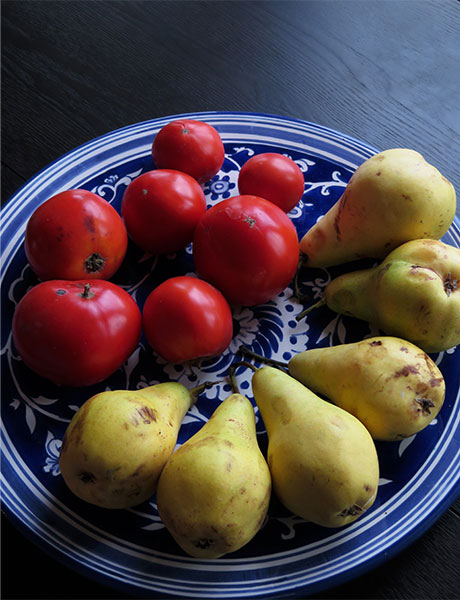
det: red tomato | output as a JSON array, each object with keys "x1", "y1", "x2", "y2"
[
  {"x1": 193, "y1": 195, "x2": 299, "y2": 306},
  {"x1": 151, "y1": 119, "x2": 225, "y2": 184},
  {"x1": 24, "y1": 189, "x2": 128, "y2": 281},
  {"x1": 143, "y1": 276, "x2": 233, "y2": 363},
  {"x1": 238, "y1": 153, "x2": 305, "y2": 213},
  {"x1": 121, "y1": 170, "x2": 206, "y2": 254},
  {"x1": 12, "y1": 280, "x2": 142, "y2": 387}
]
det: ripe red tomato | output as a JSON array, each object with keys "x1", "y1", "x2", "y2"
[
  {"x1": 143, "y1": 276, "x2": 233, "y2": 363},
  {"x1": 193, "y1": 195, "x2": 299, "y2": 306},
  {"x1": 238, "y1": 153, "x2": 305, "y2": 213},
  {"x1": 121, "y1": 170, "x2": 207, "y2": 254},
  {"x1": 24, "y1": 189, "x2": 128, "y2": 281},
  {"x1": 151, "y1": 119, "x2": 225, "y2": 184},
  {"x1": 12, "y1": 280, "x2": 142, "y2": 387}
]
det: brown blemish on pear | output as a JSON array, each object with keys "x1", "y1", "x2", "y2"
[{"x1": 395, "y1": 365, "x2": 419, "y2": 377}]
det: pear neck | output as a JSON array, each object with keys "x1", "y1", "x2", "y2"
[{"x1": 325, "y1": 266, "x2": 376, "y2": 322}]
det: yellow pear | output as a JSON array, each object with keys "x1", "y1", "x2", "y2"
[
  {"x1": 303, "y1": 239, "x2": 460, "y2": 353},
  {"x1": 251, "y1": 366, "x2": 379, "y2": 528},
  {"x1": 59, "y1": 382, "x2": 204, "y2": 509},
  {"x1": 299, "y1": 149, "x2": 456, "y2": 267},
  {"x1": 288, "y1": 337, "x2": 445, "y2": 441},
  {"x1": 156, "y1": 393, "x2": 271, "y2": 558}
]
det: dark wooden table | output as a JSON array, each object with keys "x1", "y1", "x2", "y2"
[{"x1": 2, "y1": 1, "x2": 459, "y2": 599}]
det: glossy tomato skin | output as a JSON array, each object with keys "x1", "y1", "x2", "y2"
[
  {"x1": 193, "y1": 195, "x2": 299, "y2": 306},
  {"x1": 151, "y1": 119, "x2": 225, "y2": 184},
  {"x1": 143, "y1": 276, "x2": 233, "y2": 363},
  {"x1": 238, "y1": 153, "x2": 305, "y2": 213},
  {"x1": 12, "y1": 280, "x2": 142, "y2": 387},
  {"x1": 24, "y1": 189, "x2": 128, "y2": 281},
  {"x1": 121, "y1": 170, "x2": 206, "y2": 254}
]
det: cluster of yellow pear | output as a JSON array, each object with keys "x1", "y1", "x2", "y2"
[
  {"x1": 59, "y1": 333, "x2": 446, "y2": 558},
  {"x1": 58, "y1": 147, "x2": 459, "y2": 559}
]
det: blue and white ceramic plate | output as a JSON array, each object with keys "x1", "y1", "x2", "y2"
[{"x1": 1, "y1": 112, "x2": 460, "y2": 598}]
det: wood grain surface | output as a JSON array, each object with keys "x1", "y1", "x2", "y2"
[{"x1": 1, "y1": 1, "x2": 460, "y2": 599}]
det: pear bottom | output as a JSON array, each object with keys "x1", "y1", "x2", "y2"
[
  {"x1": 158, "y1": 453, "x2": 270, "y2": 558},
  {"x1": 268, "y1": 431, "x2": 378, "y2": 528}
]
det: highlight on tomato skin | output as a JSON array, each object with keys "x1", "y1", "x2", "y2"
[
  {"x1": 11, "y1": 279, "x2": 142, "y2": 387},
  {"x1": 142, "y1": 276, "x2": 234, "y2": 364},
  {"x1": 238, "y1": 153, "x2": 305, "y2": 213},
  {"x1": 121, "y1": 169, "x2": 207, "y2": 255},
  {"x1": 151, "y1": 119, "x2": 225, "y2": 184},
  {"x1": 24, "y1": 189, "x2": 128, "y2": 282},
  {"x1": 192, "y1": 195, "x2": 300, "y2": 307}
]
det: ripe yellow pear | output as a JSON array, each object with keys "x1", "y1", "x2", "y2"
[
  {"x1": 252, "y1": 366, "x2": 379, "y2": 528},
  {"x1": 300, "y1": 149, "x2": 456, "y2": 267},
  {"x1": 305, "y1": 239, "x2": 460, "y2": 353},
  {"x1": 59, "y1": 382, "x2": 203, "y2": 509},
  {"x1": 288, "y1": 337, "x2": 445, "y2": 441},
  {"x1": 157, "y1": 393, "x2": 271, "y2": 558}
]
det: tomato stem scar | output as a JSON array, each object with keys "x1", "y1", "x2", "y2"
[{"x1": 85, "y1": 252, "x2": 107, "y2": 273}]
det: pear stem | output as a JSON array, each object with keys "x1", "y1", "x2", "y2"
[
  {"x1": 293, "y1": 254, "x2": 310, "y2": 303},
  {"x1": 295, "y1": 297, "x2": 327, "y2": 322},
  {"x1": 238, "y1": 345, "x2": 289, "y2": 369},
  {"x1": 228, "y1": 361, "x2": 258, "y2": 394},
  {"x1": 189, "y1": 380, "x2": 222, "y2": 404}
]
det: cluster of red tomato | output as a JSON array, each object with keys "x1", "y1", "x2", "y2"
[{"x1": 12, "y1": 119, "x2": 305, "y2": 387}]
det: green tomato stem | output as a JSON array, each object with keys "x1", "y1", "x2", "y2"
[{"x1": 79, "y1": 283, "x2": 95, "y2": 299}]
